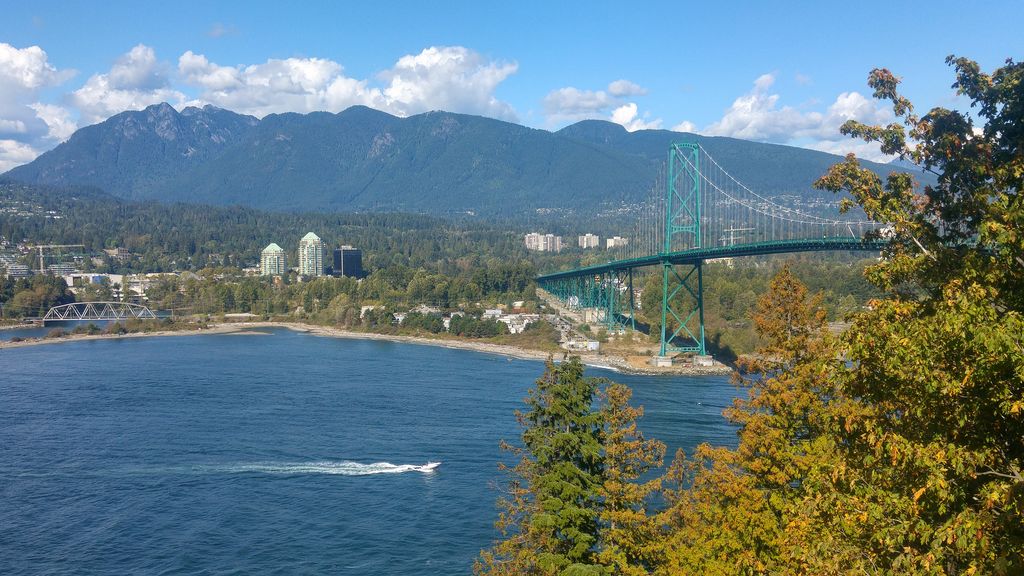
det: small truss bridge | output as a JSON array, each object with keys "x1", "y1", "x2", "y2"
[{"x1": 43, "y1": 302, "x2": 158, "y2": 323}]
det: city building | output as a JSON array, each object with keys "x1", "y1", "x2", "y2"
[
  {"x1": 47, "y1": 263, "x2": 78, "y2": 276},
  {"x1": 606, "y1": 236, "x2": 629, "y2": 249},
  {"x1": 524, "y1": 232, "x2": 563, "y2": 252},
  {"x1": 260, "y1": 243, "x2": 287, "y2": 276},
  {"x1": 103, "y1": 247, "x2": 131, "y2": 261},
  {"x1": 332, "y1": 245, "x2": 364, "y2": 278},
  {"x1": 524, "y1": 232, "x2": 542, "y2": 251},
  {"x1": 578, "y1": 233, "x2": 600, "y2": 249},
  {"x1": 4, "y1": 264, "x2": 32, "y2": 279},
  {"x1": 298, "y1": 232, "x2": 324, "y2": 277}
]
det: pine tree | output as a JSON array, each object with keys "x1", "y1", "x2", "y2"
[{"x1": 477, "y1": 357, "x2": 606, "y2": 576}]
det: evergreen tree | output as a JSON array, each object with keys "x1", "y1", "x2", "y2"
[
  {"x1": 654, "y1": 56, "x2": 1023, "y2": 574},
  {"x1": 478, "y1": 357, "x2": 606, "y2": 575}
]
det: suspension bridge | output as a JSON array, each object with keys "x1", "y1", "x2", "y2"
[{"x1": 536, "y1": 142, "x2": 887, "y2": 363}]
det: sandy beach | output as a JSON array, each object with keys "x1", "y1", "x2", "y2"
[{"x1": 0, "y1": 321, "x2": 732, "y2": 375}]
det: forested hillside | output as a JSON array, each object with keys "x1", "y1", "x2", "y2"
[{"x1": 4, "y1": 104, "x2": 922, "y2": 217}]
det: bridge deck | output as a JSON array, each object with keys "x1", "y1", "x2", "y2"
[{"x1": 537, "y1": 237, "x2": 886, "y2": 281}]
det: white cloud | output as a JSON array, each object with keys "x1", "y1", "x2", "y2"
[
  {"x1": 542, "y1": 86, "x2": 618, "y2": 122},
  {"x1": 380, "y1": 46, "x2": 518, "y2": 120},
  {"x1": 0, "y1": 43, "x2": 76, "y2": 170},
  {"x1": 180, "y1": 46, "x2": 518, "y2": 121},
  {"x1": 108, "y1": 44, "x2": 169, "y2": 90},
  {"x1": 70, "y1": 44, "x2": 186, "y2": 124},
  {"x1": 702, "y1": 73, "x2": 820, "y2": 141},
  {"x1": 543, "y1": 80, "x2": 658, "y2": 130},
  {"x1": 179, "y1": 51, "x2": 379, "y2": 117},
  {"x1": 0, "y1": 119, "x2": 27, "y2": 134},
  {"x1": 0, "y1": 139, "x2": 40, "y2": 172},
  {"x1": 611, "y1": 103, "x2": 661, "y2": 131},
  {"x1": 608, "y1": 79, "x2": 646, "y2": 97},
  {"x1": 804, "y1": 138, "x2": 892, "y2": 161},
  {"x1": 0, "y1": 43, "x2": 74, "y2": 91},
  {"x1": 681, "y1": 73, "x2": 894, "y2": 161},
  {"x1": 29, "y1": 103, "x2": 77, "y2": 141},
  {"x1": 672, "y1": 120, "x2": 698, "y2": 133}
]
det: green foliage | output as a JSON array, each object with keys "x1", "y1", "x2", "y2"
[
  {"x1": 809, "y1": 56, "x2": 1024, "y2": 573},
  {"x1": 655, "y1": 56, "x2": 1024, "y2": 574},
  {"x1": 3, "y1": 275, "x2": 74, "y2": 317},
  {"x1": 0, "y1": 180, "x2": 527, "y2": 275},
  {"x1": 4, "y1": 103, "x2": 922, "y2": 219},
  {"x1": 596, "y1": 383, "x2": 665, "y2": 575},
  {"x1": 480, "y1": 359, "x2": 668, "y2": 575},
  {"x1": 488, "y1": 56, "x2": 1022, "y2": 575},
  {"x1": 639, "y1": 255, "x2": 880, "y2": 357},
  {"x1": 478, "y1": 357, "x2": 605, "y2": 575}
]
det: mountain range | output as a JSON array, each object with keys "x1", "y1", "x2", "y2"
[{"x1": 4, "y1": 103, "x2": 917, "y2": 218}]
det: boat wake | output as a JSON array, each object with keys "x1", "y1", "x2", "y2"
[{"x1": 201, "y1": 460, "x2": 442, "y2": 476}]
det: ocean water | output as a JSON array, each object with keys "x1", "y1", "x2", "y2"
[{"x1": 0, "y1": 328, "x2": 737, "y2": 574}]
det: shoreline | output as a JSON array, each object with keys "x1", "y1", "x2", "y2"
[{"x1": 0, "y1": 320, "x2": 732, "y2": 376}]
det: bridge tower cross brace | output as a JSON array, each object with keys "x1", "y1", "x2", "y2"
[{"x1": 660, "y1": 142, "x2": 706, "y2": 357}]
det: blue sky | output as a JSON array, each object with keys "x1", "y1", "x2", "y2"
[{"x1": 1, "y1": 0, "x2": 1020, "y2": 170}]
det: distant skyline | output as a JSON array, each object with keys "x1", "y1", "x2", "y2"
[{"x1": 1, "y1": 0, "x2": 1020, "y2": 170}]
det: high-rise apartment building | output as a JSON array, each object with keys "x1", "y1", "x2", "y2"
[
  {"x1": 606, "y1": 236, "x2": 629, "y2": 249},
  {"x1": 542, "y1": 234, "x2": 562, "y2": 252},
  {"x1": 524, "y1": 232, "x2": 563, "y2": 252},
  {"x1": 298, "y1": 232, "x2": 324, "y2": 277},
  {"x1": 260, "y1": 243, "x2": 287, "y2": 276},
  {"x1": 332, "y1": 245, "x2": 364, "y2": 278},
  {"x1": 578, "y1": 233, "x2": 600, "y2": 249},
  {"x1": 524, "y1": 233, "x2": 542, "y2": 251}
]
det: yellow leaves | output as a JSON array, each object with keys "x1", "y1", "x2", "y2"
[{"x1": 913, "y1": 486, "x2": 927, "y2": 503}]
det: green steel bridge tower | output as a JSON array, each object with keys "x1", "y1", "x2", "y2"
[{"x1": 536, "y1": 142, "x2": 886, "y2": 362}]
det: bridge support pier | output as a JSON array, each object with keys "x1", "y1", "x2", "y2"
[{"x1": 659, "y1": 260, "x2": 706, "y2": 357}]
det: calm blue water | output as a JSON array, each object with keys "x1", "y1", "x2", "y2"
[
  {"x1": 0, "y1": 328, "x2": 737, "y2": 574},
  {"x1": 1, "y1": 320, "x2": 115, "y2": 341}
]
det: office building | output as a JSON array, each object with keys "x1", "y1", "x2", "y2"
[
  {"x1": 260, "y1": 243, "x2": 287, "y2": 276},
  {"x1": 298, "y1": 232, "x2": 324, "y2": 277},
  {"x1": 332, "y1": 245, "x2": 364, "y2": 278}
]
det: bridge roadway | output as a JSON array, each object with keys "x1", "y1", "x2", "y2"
[{"x1": 536, "y1": 236, "x2": 887, "y2": 281}]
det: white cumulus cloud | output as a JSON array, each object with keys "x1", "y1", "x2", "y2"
[
  {"x1": 611, "y1": 103, "x2": 661, "y2": 131},
  {"x1": 179, "y1": 46, "x2": 518, "y2": 121},
  {"x1": 380, "y1": 46, "x2": 518, "y2": 120},
  {"x1": 70, "y1": 44, "x2": 186, "y2": 124},
  {"x1": 29, "y1": 103, "x2": 78, "y2": 141},
  {"x1": 543, "y1": 79, "x2": 658, "y2": 131},
  {"x1": 672, "y1": 120, "x2": 698, "y2": 133},
  {"x1": 678, "y1": 73, "x2": 895, "y2": 161},
  {"x1": 179, "y1": 51, "x2": 381, "y2": 117},
  {"x1": 0, "y1": 43, "x2": 76, "y2": 170},
  {"x1": 0, "y1": 139, "x2": 41, "y2": 172}
]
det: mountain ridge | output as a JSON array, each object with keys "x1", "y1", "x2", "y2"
[{"x1": 5, "y1": 103, "x2": 919, "y2": 217}]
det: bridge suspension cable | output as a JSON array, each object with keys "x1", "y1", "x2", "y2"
[{"x1": 539, "y1": 141, "x2": 889, "y2": 362}]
